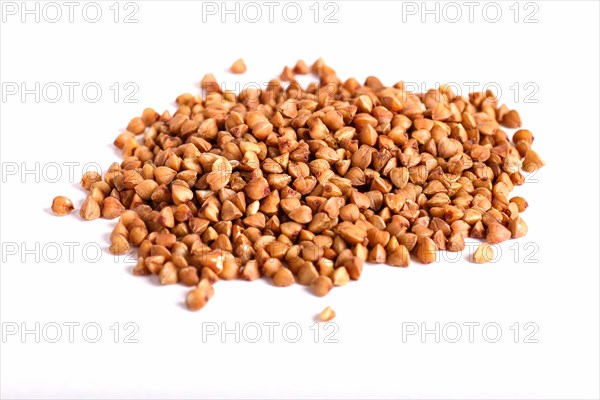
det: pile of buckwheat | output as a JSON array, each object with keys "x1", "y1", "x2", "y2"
[{"x1": 51, "y1": 58, "x2": 544, "y2": 311}]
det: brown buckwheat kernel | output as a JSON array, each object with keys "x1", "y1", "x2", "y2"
[
  {"x1": 51, "y1": 196, "x2": 74, "y2": 216},
  {"x1": 318, "y1": 306, "x2": 336, "y2": 322},
  {"x1": 53, "y1": 59, "x2": 542, "y2": 313}
]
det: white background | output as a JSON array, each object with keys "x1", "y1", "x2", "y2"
[{"x1": 1, "y1": 1, "x2": 599, "y2": 399}]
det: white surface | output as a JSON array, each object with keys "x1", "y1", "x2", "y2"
[{"x1": 1, "y1": 1, "x2": 599, "y2": 399}]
